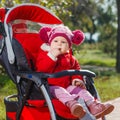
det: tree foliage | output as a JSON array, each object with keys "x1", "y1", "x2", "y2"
[{"x1": 116, "y1": 0, "x2": 120, "y2": 73}]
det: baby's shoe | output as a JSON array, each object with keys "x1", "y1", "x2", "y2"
[
  {"x1": 88, "y1": 101, "x2": 114, "y2": 119},
  {"x1": 66, "y1": 100, "x2": 86, "y2": 118},
  {"x1": 103, "y1": 103, "x2": 114, "y2": 115}
]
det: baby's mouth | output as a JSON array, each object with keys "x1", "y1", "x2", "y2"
[{"x1": 58, "y1": 48, "x2": 61, "y2": 51}]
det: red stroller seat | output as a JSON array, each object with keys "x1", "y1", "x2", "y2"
[{"x1": 10, "y1": 32, "x2": 79, "y2": 120}]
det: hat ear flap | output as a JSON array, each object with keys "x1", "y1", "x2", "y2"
[
  {"x1": 39, "y1": 26, "x2": 52, "y2": 43},
  {"x1": 72, "y1": 30, "x2": 85, "y2": 45}
]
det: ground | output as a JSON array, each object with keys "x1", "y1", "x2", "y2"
[{"x1": 98, "y1": 97, "x2": 120, "y2": 120}]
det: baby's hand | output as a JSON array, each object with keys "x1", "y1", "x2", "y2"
[
  {"x1": 49, "y1": 47, "x2": 62, "y2": 57},
  {"x1": 73, "y1": 79, "x2": 86, "y2": 89}
]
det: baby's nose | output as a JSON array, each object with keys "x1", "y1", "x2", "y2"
[{"x1": 57, "y1": 43, "x2": 61, "y2": 46}]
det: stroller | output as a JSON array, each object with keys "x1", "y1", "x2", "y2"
[{"x1": 0, "y1": 3, "x2": 104, "y2": 120}]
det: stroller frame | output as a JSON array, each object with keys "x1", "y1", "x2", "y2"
[{"x1": 0, "y1": 3, "x2": 105, "y2": 120}]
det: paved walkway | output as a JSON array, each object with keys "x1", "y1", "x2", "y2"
[{"x1": 98, "y1": 97, "x2": 120, "y2": 120}]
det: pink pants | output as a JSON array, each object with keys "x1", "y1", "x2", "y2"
[{"x1": 50, "y1": 85, "x2": 94, "y2": 105}]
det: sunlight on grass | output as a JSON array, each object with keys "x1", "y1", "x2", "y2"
[
  {"x1": 94, "y1": 74, "x2": 120, "y2": 102},
  {"x1": 75, "y1": 49, "x2": 116, "y2": 67},
  {"x1": 0, "y1": 96, "x2": 6, "y2": 120}
]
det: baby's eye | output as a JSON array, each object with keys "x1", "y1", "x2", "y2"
[
  {"x1": 62, "y1": 41, "x2": 67, "y2": 43},
  {"x1": 54, "y1": 40, "x2": 58, "y2": 42}
]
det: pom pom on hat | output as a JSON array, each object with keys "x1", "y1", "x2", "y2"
[
  {"x1": 39, "y1": 26, "x2": 51, "y2": 43},
  {"x1": 72, "y1": 30, "x2": 85, "y2": 45}
]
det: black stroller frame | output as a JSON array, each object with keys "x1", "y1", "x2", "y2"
[{"x1": 0, "y1": 3, "x2": 106, "y2": 120}]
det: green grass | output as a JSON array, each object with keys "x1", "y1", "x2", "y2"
[
  {"x1": 75, "y1": 49, "x2": 116, "y2": 67},
  {"x1": 94, "y1": 73, "x2": 120, "y2": 102},
  {"x1": 0, "y1": 75, "x2": 17, "y2": 120}
]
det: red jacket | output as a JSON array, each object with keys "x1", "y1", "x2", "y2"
[{"x1": 36, "y1": 50, "x2": 83, "y2": 88}]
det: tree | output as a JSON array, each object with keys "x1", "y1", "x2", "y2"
[
  {"x1": 97, "y1": 4, "x2": 117, "y2": 57},
  {"x1": 116, "y1": 0, "x2": 120, "y2": 73},
  {"x1": 69, "y1": 0, "x2": 99, "y2": 43}
]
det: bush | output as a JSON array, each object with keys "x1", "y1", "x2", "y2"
[{"x1": 0, "y1": 65, "x2": 5, "y2": 75}]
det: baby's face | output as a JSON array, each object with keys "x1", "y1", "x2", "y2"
[{"x1": 50, "y1": 36, "x2": 70, "y2": 54}]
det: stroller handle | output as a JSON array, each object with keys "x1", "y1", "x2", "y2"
[
  {"x1": 16, "y1": 69, "x2": 96, "y2": 87},
  {"x1": 17, "y1": 69, "x2": 96, "y2": 80},
  {"x1": 44, "y1": 69, "x2": 96, "y2": 78}
]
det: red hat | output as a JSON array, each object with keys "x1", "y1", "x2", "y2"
[{"x1": 39, "y1": 25, "x2": 85, "y2": 47}]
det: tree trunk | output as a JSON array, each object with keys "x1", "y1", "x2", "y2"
[{"x1": 116, "y1": 0, "x2": 120, "y2": 73}]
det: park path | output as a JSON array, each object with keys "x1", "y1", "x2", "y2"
[{"x1": 98, "y1": 97, "x2": 120, "y2": 120}]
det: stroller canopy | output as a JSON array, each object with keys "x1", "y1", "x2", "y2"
[
  {"x1": 4, "y1": 3, "x2": 62, "y2": 24},
  {"x1": 3, "y1": 3, "x2": 63, "y2": 64}
]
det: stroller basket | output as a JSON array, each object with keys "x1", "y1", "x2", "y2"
[{"x1": 4, "y1": 95, "x2": 18, "y2": 120}]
